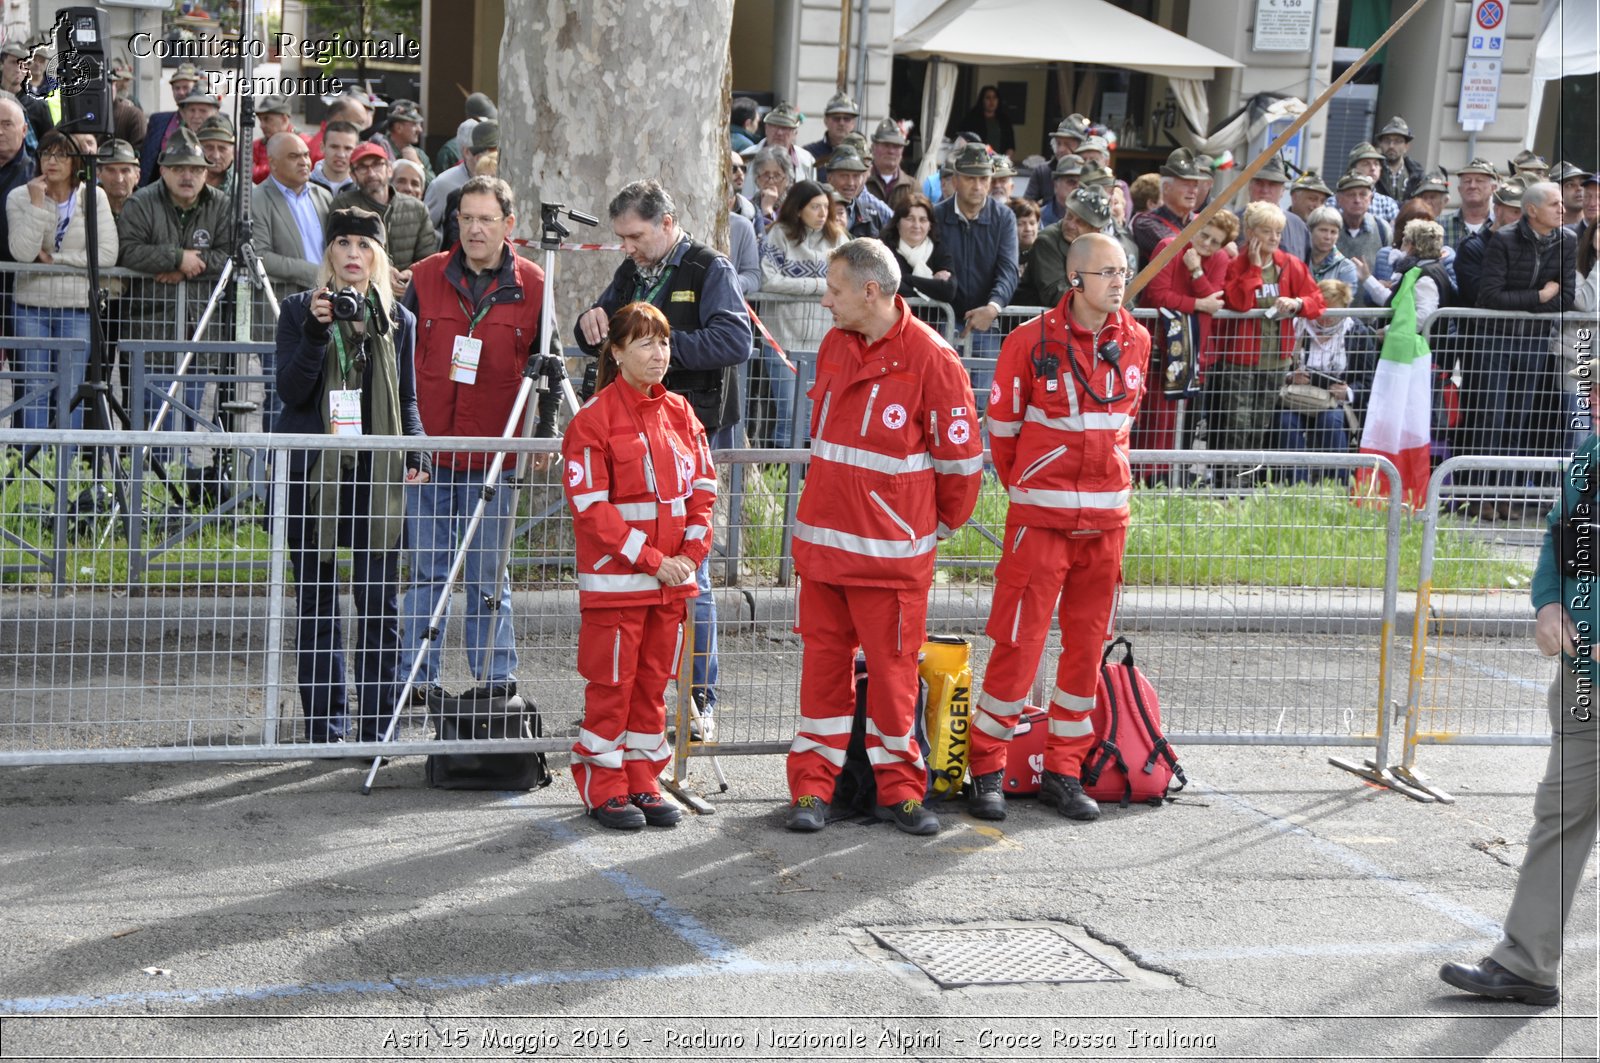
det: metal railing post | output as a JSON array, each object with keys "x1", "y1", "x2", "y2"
[{"x1": 261, "y1": 446, "x2": 290, "y2": 745}]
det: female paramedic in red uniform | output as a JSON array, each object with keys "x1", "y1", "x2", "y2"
[
  {"x1": 966, "y1": 233, "x2": 1151, "y2": 824},
  {"x1": 562, "y1": 302, "x2": 716, "y2": 830}
]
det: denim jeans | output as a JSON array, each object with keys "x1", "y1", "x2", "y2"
[
  {"x1": 12, "y1": 304, "x2": 90, "y2": 431},
  {"x1": 1278, "y1": 408, "x2": 1350, "y2": 482},
  {"x1": 401, "y1": 465, "x2": 520, "y2": 689},
  {"x1": 965, "y1": 328, "x2": 1001, "y2": 414},
  {"x1": 693, "y1": 555, "x2": 719, "y2": 709},
  {"x1": 762, "y1": 343, "x2": 801, "y2": 448}
]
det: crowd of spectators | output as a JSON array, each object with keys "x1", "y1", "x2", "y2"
[
  {"x1": 0, "y1": 30, "x2": 1594, "y2": 493},
  {"x1": 736, "y1": 93, "x2": 1595, "y2": 492},
  {"x1": 0, "y1": 32, "x2": 508, "y2": 455}
]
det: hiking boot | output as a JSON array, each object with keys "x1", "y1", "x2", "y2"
[
  {"x1": 589, "y1": 795, "x2": 646, "y2": 830},
  {"x1": 1039, "y1": 772, "x2": 1100, "y2": 821},
  {"x1": 784, "y1": 795, "x2": 827, "y2": 832},
  {"x1": 876, "y1": 798, "x2": 940, "y2": 835},
  {"x1": 966, "y1": 770, "x2": 1007, "y2": 821},
  {"x1": 630, "y1": 791, "x2": 683, "y2": 828}
]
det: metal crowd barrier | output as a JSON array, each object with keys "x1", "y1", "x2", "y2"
[
  {"x1": 1396, "y1": 455, "x2": 1566, "y2": 802},
  {"x1": 1422, "y1": 309, "x2": 1577, "y2": 480},
  {"x1": 0, "y1": 261, "x2": 199, "y2": 346},
  {"x1": 0, "y1": 433, "x2": 1406, "y2": 790}
]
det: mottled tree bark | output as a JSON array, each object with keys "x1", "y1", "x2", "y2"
[{"x1": 499, "y1": 0, "x2": 736, "y2": 326}]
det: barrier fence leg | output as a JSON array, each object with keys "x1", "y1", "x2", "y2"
[
  {"x1": 260, "y1": 450, "x2": 290, "y2": 746},
  {"x1": 1328, "y1": 458, "x2": 1439, "y2": 801},
  {"x1": 662, "y1": 604, "x2": 724, "y2": 815},
  {"x1": 1388, "y1": 464, "x2": 1456, "y2": 802}
]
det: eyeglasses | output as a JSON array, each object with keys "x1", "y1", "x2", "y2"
[
  {"x1": 458, "y1": 214, "x2": 505, "y2": 229},
  {"x1": 1082, "y1": 268, "x2": 1134, "y2": 282}
]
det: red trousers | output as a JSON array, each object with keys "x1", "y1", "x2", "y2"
[
  {"x1": 570, "y1": 600, "x2": 685, "y2": 808},
  {"x1": 971, "y1": 522, "x2": 1126, "y2": 777},
  {"x1": 787, "y1": 578, "x2": 929, "y2": 805}
]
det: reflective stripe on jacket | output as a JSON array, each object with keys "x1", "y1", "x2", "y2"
[
  {"x1": 793, "y1": 296, "x2": 983, "y2": 587},
  {"x1": 563, "y1": 378, "x2": 715, "y2": 607},
  {"x1": 986, "y1": 294, "x2": 1151, "y2": 530}
]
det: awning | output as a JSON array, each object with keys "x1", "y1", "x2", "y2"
[{"x1": 894, "y1": 0, "x2": 1243, "y2": 81}]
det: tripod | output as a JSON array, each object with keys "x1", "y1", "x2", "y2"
[
  {"x1": 1, "y1": 132, "x2": 188, "y2": 540},
  {"x1": 145, "y1": 3, "x2": 278, "y2": 509},
  {"x1": 360, "y1": 203, "x2": 589, "y2": 793}
]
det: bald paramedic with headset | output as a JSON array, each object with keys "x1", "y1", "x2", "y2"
[{"x1": 965, "y1": 232, "x2": 1151, "y2": 824}]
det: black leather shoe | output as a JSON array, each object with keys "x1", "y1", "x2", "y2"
[
  {"x1": 784, "y1": 795, "x2": 827, "y2": 832},
  {"x1": 967, "y1": 770, "x2": 1007, "y2": 821},
  {"x1": 876, "y1": 798, "x2": 941, "y2": 835},
  {"x1": 630, "y1": 791, "x2": 682, "y2": 828},
  {"x1": 1439, "y1": 958, "x2": 1559, "y2": 1006},
  {"x1": 589, "y1": 796, "x2": 646, "y2": 830},
  {"x1": 1040, "y1": 772, "x2": 1101, "y2": 821},
  {"x1": 409, "y1": 683, "x2": 438, "y2": 707},
  {"x1": 468, "y1": 680, "x2": 517, "y2": 700}
]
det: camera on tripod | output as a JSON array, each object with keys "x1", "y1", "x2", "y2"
[{"x1": 330, "y1": 287, "x2": 365, "y2": 322}]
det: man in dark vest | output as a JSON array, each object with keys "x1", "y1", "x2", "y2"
[{"x1": 575, "y1": 180, "x2": 753, "y2": 740}]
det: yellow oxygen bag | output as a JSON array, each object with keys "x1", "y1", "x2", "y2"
[{"x1": 919, "y1": 636, "x2": 972, "y2": 799}]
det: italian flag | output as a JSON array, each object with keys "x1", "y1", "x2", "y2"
[{"x1": 1355, "y1": 269, "x2": 1431, "y2": 508}]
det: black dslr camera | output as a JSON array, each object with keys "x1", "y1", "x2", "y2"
[{"x1": 330, "y1": 286, "x2": 365, "y2": 322}]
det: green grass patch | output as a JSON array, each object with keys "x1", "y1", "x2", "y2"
[{"x1": 0, "y1": 453, "x2": 1530, "y2": 593}]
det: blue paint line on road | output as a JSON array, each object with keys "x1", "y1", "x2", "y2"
[
  {"x1": 1197, "y1": 782, "x2": 1505, "y2": 939},
  {"x1": 0, "y1": 959, "x2": 867, "y2": 1015},
  {"x1": 1426, "y1": 647, "x2": 1548, "y2": 694},
  {"x1": 514, "y1": 801, "x2": 743, "y2": 964}
]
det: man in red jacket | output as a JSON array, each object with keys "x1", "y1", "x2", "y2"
[
  {"x1": 785, "y1": 239, "x2": 983, "y2": 836},
  {"x1": 967, "y1": 234, "x2": 1151, "y2": 823},
  {"x1": 401, "y1": 176, "x2": 553, "y2": 702}
]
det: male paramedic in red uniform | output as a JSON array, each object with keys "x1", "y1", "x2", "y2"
[
  {"x1": 784, "y1": 239, "x2": 984, "y2": 836},
  {"x1": 967, "y1": 233, "x2": 1151, "y2": 823}
]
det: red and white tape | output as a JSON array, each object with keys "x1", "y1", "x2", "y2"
[
  {"x1": 510, "y1": 239, "x2": 625, "y2": 252},
  {"x1": 744, "y1": 301, "x2": 795, "y2": 374}
]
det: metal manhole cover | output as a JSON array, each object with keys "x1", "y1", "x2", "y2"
[{"x1": 868, "y1": 924, "x2": 1128, "y2": 988}]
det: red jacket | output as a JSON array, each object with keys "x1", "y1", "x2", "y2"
[
  {"x1": 986, "y1": 293, "x2": 1151, "y2": 531},
  {"x1": 793, "y1": 297, "x2": 983, "y2": 588},
  {"x1": 404, "y1": 243, "x2": 545, "y2": 471},
  {"x1": 1143, "y1": 234, "x2": 1231, "y2": 367},
  {"x1": 1215, "y1": 248, "x2": 1325, "y2": 367},
  {"x1": 563, "y1": 379, "x2": 715, "y2": 607}
]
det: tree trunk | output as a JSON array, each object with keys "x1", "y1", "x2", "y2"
[{"x1": 499, "y1": 0, "x2": 735, "y2": 328}]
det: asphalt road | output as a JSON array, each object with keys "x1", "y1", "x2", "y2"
[{"x1": 0, "y1": 730, "x2": 1594, "y2": 1061}]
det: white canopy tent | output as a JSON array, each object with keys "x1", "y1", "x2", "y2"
[
  {"x1": 894, "y1": 0, "x2": 1244, "y2": 178},
  {"x1": 1528, "y1": 0, "x2": 1598, "y2": 149}
]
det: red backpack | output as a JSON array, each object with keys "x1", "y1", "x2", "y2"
[{"x1": 1082, "y1": 638, "x2": 1185, "y2": 806}]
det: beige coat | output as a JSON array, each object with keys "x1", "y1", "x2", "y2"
[{"x1": 5, "y1": 183, "x2": 118, "y2": 308}]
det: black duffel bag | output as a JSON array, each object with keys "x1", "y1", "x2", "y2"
[{"x1": 425, "y1": 690, "x2": 553, "y2": 791}]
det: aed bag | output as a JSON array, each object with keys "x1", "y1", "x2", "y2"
[{"x1": 918, "y1": 636, "x2": 973, "y2": 801}]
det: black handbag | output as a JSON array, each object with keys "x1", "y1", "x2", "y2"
[{"x1": 424, "y1": 691, "x2": 553, "y2": 791}]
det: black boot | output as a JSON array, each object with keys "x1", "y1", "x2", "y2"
[
  {"x1": 966, "y1": 770, "x2": 1007, "y2": 821},
  {"x1": 875, "y1": 798, "x2": 940, "y2": 835},
  {"x1": 1040, "y1": 771, "x2": 1100, "y2": 821}
]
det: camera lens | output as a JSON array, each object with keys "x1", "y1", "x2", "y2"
[{"x1": 331, "y1": 287, "x2": 364, "y2": 321}]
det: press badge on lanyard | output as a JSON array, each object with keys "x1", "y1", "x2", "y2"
[
  {"x1": 450, "y1": 297, "x2": 493, "y2": 385},
  {"x1": 450, "y1": 335, "x2": 483, "y2": 384},
  {"x1": 329, "y1": 389, "x2": 363, "y2": 435}
]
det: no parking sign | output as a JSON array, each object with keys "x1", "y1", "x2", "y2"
[{"x1": 1467, "y1": 0, "x2": 1508, "y2": 58}]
